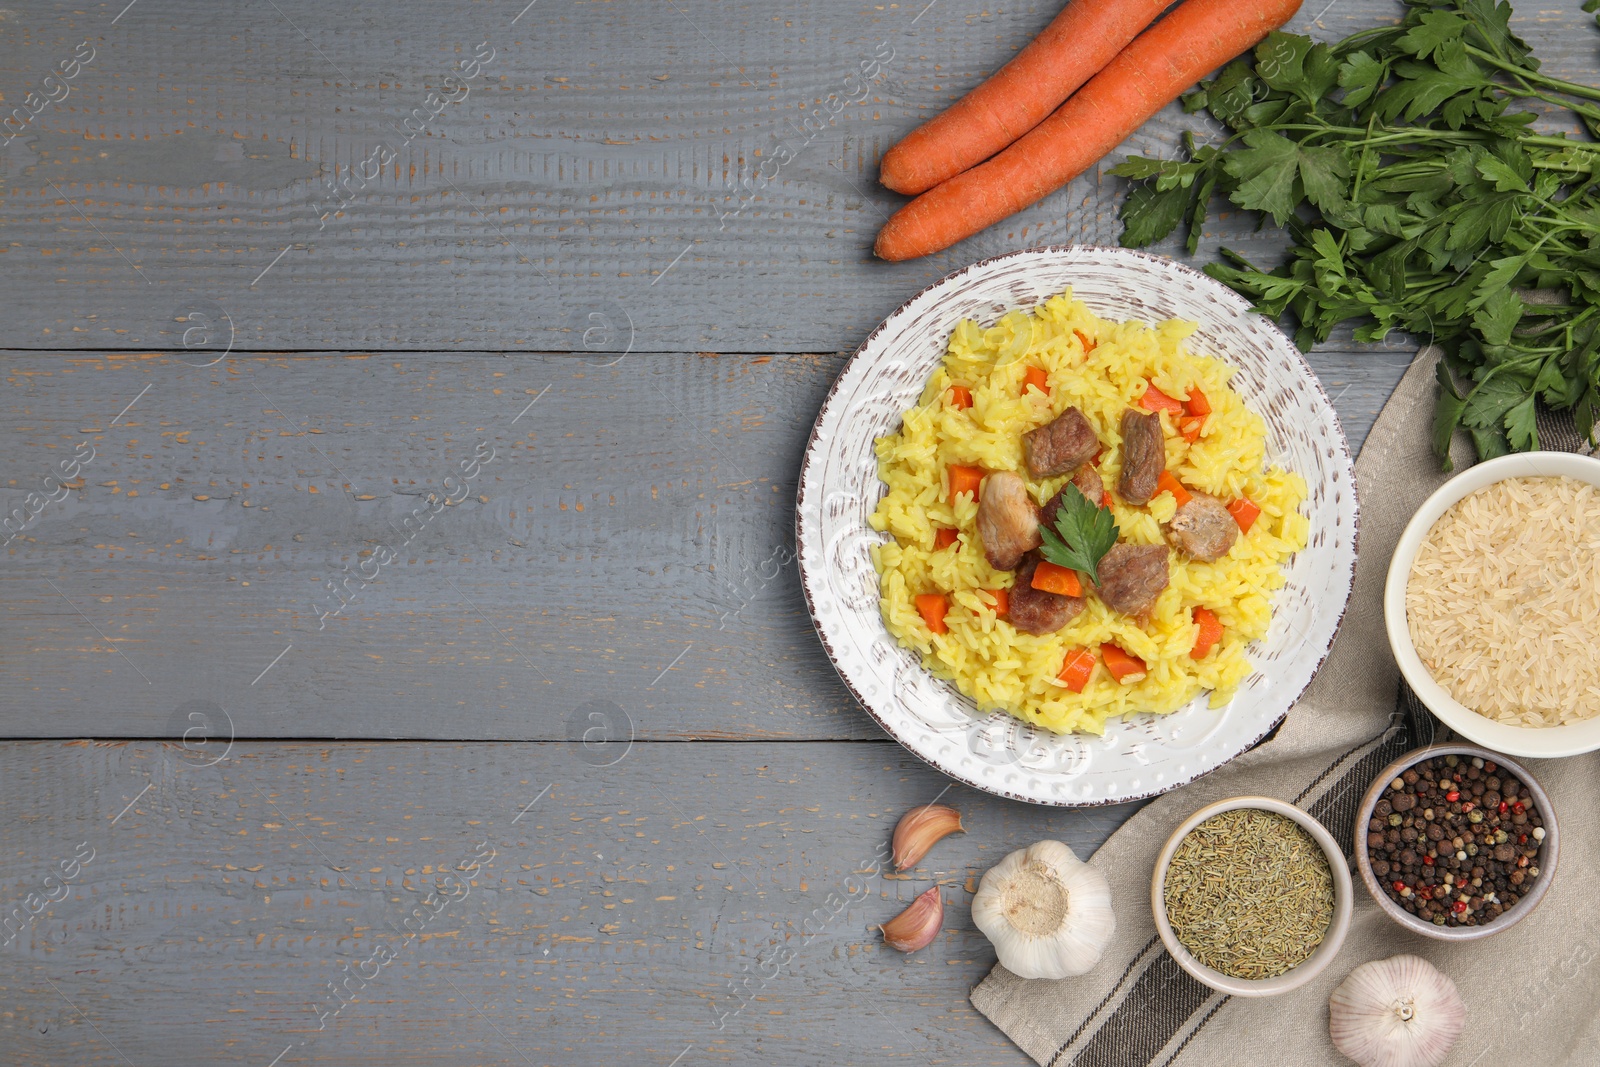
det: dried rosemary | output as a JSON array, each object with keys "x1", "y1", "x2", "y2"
[{"x1": 1163, "y1": 808, "x2": 1335, "y2": 981}]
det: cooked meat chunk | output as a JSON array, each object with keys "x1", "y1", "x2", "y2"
[
  {"x1": 1040, "y1": 465, "x2": 1105, "y2": 529},
  {"x1": 1071, "y1": 464, "x2": 1104, "y2": 508},
  {"x1": 1023, "y1": 407, "x2": 1100, "y2": 478},
  {"x1": 1117, "y1": 408, "x2": 1164, "y2": 505},
  {"x1": 1168, "y1": 492, "x2": 1239, "y2": 562},
  {"x1": 1008, "y1": 552, "x2": 1087, "y2": 635},
  {"x1": 976, "y1": 470, "x2": 1042, "y2": 570},
  {"x1": 1095, "y1": 542, "x2": 1170, "y2": 615}
]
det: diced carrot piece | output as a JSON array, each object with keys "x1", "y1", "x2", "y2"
[
  {"x1": 1179, "y1": 415, "x2": 1206, "y2": 443},
  {"x1": 1022, "y1": 365, "x2": 1050, "y2": 396},
  {"x1": 1184, "y1": 387, "x2": 1212, "y2": 417},
  {"x1": 1140, "y1": 381, "x2": 1186, "y2": 415},
  {"x1": 1227, "y1": 497, "x2": 1262, "y2": 534},
  {"x1": 1100, "y1": 643, "x2": 1148, "y2": 684},
  {"x1": 1058, "y1": 648, "x2": 1097, "y2": 693},
  {"x1": 915, "y1": 593, "x2": 949, "y2": 635},
  {"x1": 933, "y1": 527, "x2": 960, "y2": 550},
  {"x1": 1156, "y1": 470, "x2": 1192, "y2": 508},
  {"x1": 1074, "y1": 329, "x2": 1096, "y2": 354},
  {"x1": 984, "y1": 588, "x2": 1009, "y2": 617},
  {"x1": 1030, "y1": 560, "x2": 1082, "y2": 597},
  {"x1": 947, "y1": 465, "x2": 985, "y2": 504},
  {"x1": 948, "y1": 385, "x2": 973, "y2": 410},
  {"x1": 1101, "y1": 491, "x2": 1113, "y2": 509},
  {"x1": 1191, "y1": 607, "x2": 1224, "y2": 660}
]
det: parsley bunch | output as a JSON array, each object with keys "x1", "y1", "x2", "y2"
[{"x1": 1115, "y1": 0, "x2": 1600, "y2": 464}]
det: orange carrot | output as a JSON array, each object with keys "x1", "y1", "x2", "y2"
[
  {"x1": 874, "y1": 0, "x2": 1305, "y2": 261},
  {"x1": 1156, "y1": 470, "x2": 1191, "y2": 508},
  {"x1": 934, "y1": 527, "x2": 960, "y2": 550},
  {"x1": 1191, "y1": 606, "x2": 1224, "y2": 659},
  {"x1": 1102, "y1": 490, "x2": 1114, "y2": 509},
  {"x1": 1227, "y1": 497, "x2": 1262, "y2": 533},
  {"x1": 878, "y1": 0, "x2": 1171, "y2": 196},
  {"x1": 984, "y1": 588, "x2": 1010, "y2": 616},
  {"x1": 1179, "y1": 416, "x2": 1206, "y2": 443},
  {"x1": 1075, "y1": 329, "x2": 1096, "y2": 354},
  {"x1": 1100, "y1": 643, "x2": 1148, "y2": 683},
  {"x1": 1058, "y1": 647, "x2": 1098, "y2": 693},
  {"x1": 1185, "y1": 387, "x2": 1212, "y2": 417},
  {"x1": 1031, "y1": 561, "x2": 1082, "y2": 597},
  {"x1": 1022, "y1": 365, "x2": 1050, "y2": 397},
  {"x1": 948, "y1": 465, "x2": 985, "y2": 504},
  {"x1": 948, "y1": 384, "x2": 973, "y2": 410},
  {"x1": 1140, "y1": 381, "x2": 1187, "y2": 415},
  {"x1": 915, "y1": 593, "x2": 950, "y2": 635}
]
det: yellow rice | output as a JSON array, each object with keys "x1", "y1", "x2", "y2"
[{"x1": 868, "y1": 289, "x2": 1309, "y2": 735}]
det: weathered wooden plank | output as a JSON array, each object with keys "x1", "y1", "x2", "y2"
[
  {"x1": 1, "y1": 346, "x2": 1405, "y2": 740},
  {"x1": 0, "y1": 739, "x2": 1141, "y2": 1066},
  {"x1": 0, "y1": 0, "x2": 1592, "y2": 353},
  {"x1": 0, "y1": 349, "x2": 857, "y2": 739}
]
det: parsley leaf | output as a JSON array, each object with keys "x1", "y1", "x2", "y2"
[
  {"x1": 1504, "y1": 394, "x2": 1539, "y2": 451},
  {"x1": 1433, "y1": 362, "x2": 1469, "y2": 469},
  {"x1": 1206, "y1": 60, "x2": 1261, "y2": 128},
  {"x1": 1223, "y1": 130, "x2": 1304, "y2": 225},
  {"x1": 1475, "y1": 154, "x2": 1528, "y2": 192},
  {"x1": 1116, "y1": 180, "x2": 1192, "y2": 248},
  {"x1": 1397, "y1": 12, "x2": 1469, "y2": 61},
  {"x1": 1466, "y1": 0, "x2": 1536, "y2": 65},
  {"x1": 1577, "y1": 387, "x2": 1599, "y2": 444},
  {"x1": 1377, "y1": 58, "x2": 1481, "y2": 123},
  {"x1": 1338, "y1": 51, "x2": 1386, "y2": 108},
  {"x1": 1256, "y1": 32, "x2": 1314, "y2": 94},
  {"x1": 1038, "y1": 484, "x2": 1119, "y2": 587},
  {"x1": 1299, "y1": 146, "x2": 1352, "y2": 213},
  {"x1": 1462, "y1": 373, "x2": 1529, "y2": 433},
  {"x1": 1472, "y1": 287, "x2": 1523, "y2": 346}
]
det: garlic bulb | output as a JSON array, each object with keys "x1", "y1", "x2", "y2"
[
  {"x1": 971, "y1": 840, "x2": 1114, "y2": 980},
  {"x1": 880, "y1": 885, "x2": 943, "y2": 952},
  {"x1": 1329, "y1": 955, "x2": 1465, "y2": 1067},
  {"x1": 892, "y1": 803, "x2": 964, "y2": 870}
]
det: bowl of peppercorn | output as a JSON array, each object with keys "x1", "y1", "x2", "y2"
[{"x1": 1354, "y1": 744, "x2": 1558, "y2": 940}]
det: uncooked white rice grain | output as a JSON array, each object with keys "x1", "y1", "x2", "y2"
[{"x1": 1407, "y1": 476, "x2": 1600, "y2": 727}]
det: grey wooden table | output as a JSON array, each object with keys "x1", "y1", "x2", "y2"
[{"x1": 3, "y1": 0, "x2": 1587, "y2": 1063}]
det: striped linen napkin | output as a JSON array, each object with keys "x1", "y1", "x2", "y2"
[{"x1": 971, "y1": 347, "x2": 1600, "y2": 1067}]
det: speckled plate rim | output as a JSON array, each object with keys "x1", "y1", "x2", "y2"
[{"x1": 795, "y1": 245, "x2": 1360, "y2": 807}]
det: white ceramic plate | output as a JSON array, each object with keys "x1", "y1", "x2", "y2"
[
  {"x1": 1384, "y1": 450, "x2": 1600, "y2": 758},
  {"x1": 795, "y1": 247, "x2": 1358, "y2": 806}
]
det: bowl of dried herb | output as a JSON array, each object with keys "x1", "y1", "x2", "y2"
[{"x1": 1151, "y1": 796, "x2": 1353, "y2": 998}]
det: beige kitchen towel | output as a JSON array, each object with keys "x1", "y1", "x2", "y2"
[{"x1": 971, "y1": 347, "x2": 1600, "y2": 1066}]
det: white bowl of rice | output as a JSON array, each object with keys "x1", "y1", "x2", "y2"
[{"x1": 1385, "y1": 451, "x2": 1600, "y2": 758}]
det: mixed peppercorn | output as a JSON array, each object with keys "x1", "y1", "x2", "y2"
[{"x1": 1366, "y1": 754, "x2": 1545, "y2": 928}]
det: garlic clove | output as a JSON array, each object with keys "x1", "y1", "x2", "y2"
[
  {"x1": 1329, "y1": 955, "x2": 1465, "y2": 1067},
  {"x1": 880, "y1": 885, "x2": 943, "y2": 953},
  {"x1": 971, "y1": 840, "x2": 1115, "y2": 980},
  {"x1": 892, "y1": 803, "x2": 965, "y2": 870}
]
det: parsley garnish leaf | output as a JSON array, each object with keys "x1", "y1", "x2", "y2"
[{"x1": 1038, "y1": 484, "x2": 1119, "y2": 588}]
